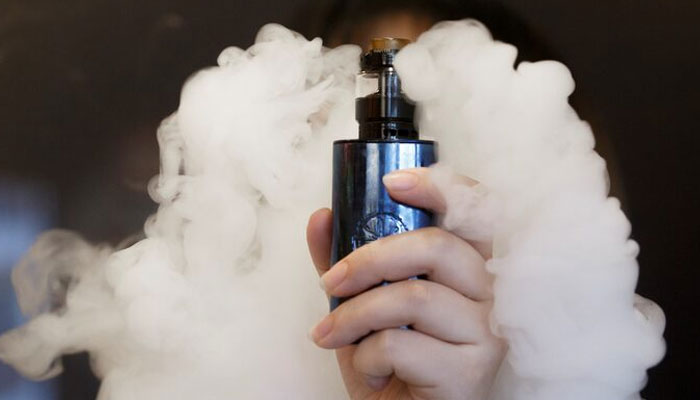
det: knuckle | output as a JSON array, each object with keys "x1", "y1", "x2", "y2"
[
  {"x1": 342, "y1": 255, "x2": 364, "y2": 284},
  {"x1": 420, "y1": 227, "x2": 453, "y2": 254},
  {"x1": 403, "y1": 280, "x2": 432, "y2": 308},
  {"x1": 422, "y1": 226, "x2": 445, "y2": 242},
  {"x1": 332, "y1": 301, "x2": 350, "y2": 324},
  {"x1": 362, "y1": 239, "x2": 382, "y2": 261},
  {"x1": 349, "y1": 240, "x2": 380, "y2": 274},
  {"x1": 343, "y1": 258, "x2": 357, "y2": 282},
  {"x1": 348, "y1": 296, "x2": 374, "y2": 325},
  {"x1": 350, "y1": 240, "x2": 388, "y2": 283}
]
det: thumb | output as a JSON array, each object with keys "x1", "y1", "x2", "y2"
[{"x1": 306, "y1": 208, "x2": 333, "y2": 277}]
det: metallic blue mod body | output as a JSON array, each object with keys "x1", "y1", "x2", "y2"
[{"x1": 329, "y1": 139, "x2": 437, "y2": 310}]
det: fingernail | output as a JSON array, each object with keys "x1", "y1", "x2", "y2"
[
  {"x1": 310, "y1": 315, "x2": 334, "y2": 342},
  {"x1": 383, "y1": 170, "x2": 419, "y2": 191},
  {"x1": 321, "y1": 261, "x2": 347, "y2": 292}
]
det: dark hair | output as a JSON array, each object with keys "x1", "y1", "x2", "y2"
[
  {"x1": 295, "y1": 0, "x2": 623, "y2": 201},
  {"x1": 300, "y1": 0, "x2": 559, "y2": 63}
]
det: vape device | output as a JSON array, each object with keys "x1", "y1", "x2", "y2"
[{"x1": 330, "y1": 38, "x2": 438, "y2": 311}]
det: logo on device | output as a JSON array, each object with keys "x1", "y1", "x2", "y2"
[{"x1": 352, "y1": 212, "x2": 407, "y2": 250}]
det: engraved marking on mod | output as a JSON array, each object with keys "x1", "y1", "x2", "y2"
[{"x1": 352, "y1": 212, "x2": 407, "y2": 250}]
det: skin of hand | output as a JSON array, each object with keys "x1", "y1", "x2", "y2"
[{"x1": 306, "y1": 167, "x2": 506, "y2": 400}]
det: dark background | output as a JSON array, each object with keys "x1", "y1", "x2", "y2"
[{"x1": 0, "y1": 0, "x2": 698, "y2": 399}]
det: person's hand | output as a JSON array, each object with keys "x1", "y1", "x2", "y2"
[{"x1": 306, "y1": 167, "x2": 506, "y2": 400}]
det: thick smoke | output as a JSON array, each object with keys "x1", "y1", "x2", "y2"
[
  {"x1": 0, "y1": 21, "x2": 664, "y2": 399},
  {"x1": 395, "y1": 20, "x2": 665, "y2": 399},
  {"x1": 0, "y1": 24, "x2": 354, "y2": 399}
]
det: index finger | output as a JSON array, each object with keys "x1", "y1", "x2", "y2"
[
  {"x1": 321, "y1": 227, "x2": 493, "y2": 301},
  {"x1": 383, "y1": 167, "x2": 492, "y2": 259},
  {"x1": 382, "y1": 167, "x2": 478, "y2": 213}
]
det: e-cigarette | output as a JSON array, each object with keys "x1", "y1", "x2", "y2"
[{"x1": 330, "y1": 38, "x2": 438, "y2": 311}]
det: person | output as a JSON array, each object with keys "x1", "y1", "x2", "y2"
[{"x1": 300, "y1": 0, "x2": 622, "y2": 398}]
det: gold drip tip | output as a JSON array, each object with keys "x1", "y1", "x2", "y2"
[{"x1": 369, "y1": 37, "x2": 411, "y2": 51}]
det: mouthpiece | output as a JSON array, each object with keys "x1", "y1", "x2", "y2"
[{"x1": 369, "y1": 37, "x2": 410, "y2": 51}]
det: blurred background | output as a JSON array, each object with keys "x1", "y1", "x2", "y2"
[{"x1": 0, "y1": 0, "x2": 697, "y2": 398}]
